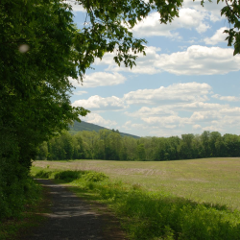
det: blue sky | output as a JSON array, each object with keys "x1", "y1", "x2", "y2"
[{"x1": 68, "y1": 0, "x2": 240, "y2": 137}]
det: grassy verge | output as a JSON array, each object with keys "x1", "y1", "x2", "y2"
[
  {"x1": 0, "y1": 178, "x2": 50, "y2": 240},
  {"x1": 32, "y1": 167, "x2": 240, "y2": 240}
]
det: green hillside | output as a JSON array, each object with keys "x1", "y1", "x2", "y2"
[{"x1": 69, "y1": 121, "x2": 140, "y2": 139}]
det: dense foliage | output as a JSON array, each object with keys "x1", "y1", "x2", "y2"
[{"x1": 36, "y1": 130, "x2": 240, "y2": 160}]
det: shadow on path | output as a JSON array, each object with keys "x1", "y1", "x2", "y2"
[{"x1": 25, "y1": 179, "x2": 127, "y2": 240}]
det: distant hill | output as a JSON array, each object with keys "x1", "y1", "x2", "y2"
[{"x1": 69, "y1": 121, "x2": 140, "y2": 139}]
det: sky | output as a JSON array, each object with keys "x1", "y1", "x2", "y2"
[{"x1": 68, "y1": 0, "x2": 240, "y2": 137}]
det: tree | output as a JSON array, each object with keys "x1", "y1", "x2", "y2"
[
  {"x1": 36, "y1": 142, "x2": 49, "y2": 160},
  {"x1": 222, "y1": 134, "x2": 240, "y2": 157},
  {"x1": 79, "y1": 131, "x2": 99, "y2": 159},
  {"x1": 179, "y1": 134, "x2": 195, "y2": 159},
  {"x1": 73, "y1": 133, "x2": 86, "y2": 159},
  {"x1": 137, "y1": 143, "x2": 146, "y2": 161},
  {"x1": 200, "y1": 131, "x2": 211, "y2": 158},
  {"x1": 122, "y1": 136, "x2": 138, "y2": 160},
  {"x1": 209, "y1": 132, "x2": 222, "y2": 157}
]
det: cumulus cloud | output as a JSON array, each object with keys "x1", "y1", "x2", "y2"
[
  {"x1": 156, "y1": 45, "x2": 240, "y2": 75},
  {"x1": 190, "y1": 111, "x2": 221, "y2": 122},
  {"x1": 142, "y1": 115, "x2": 191, "y2": 127},
  {"x1": 95, "y1": 47, "x2": 162, "y2": 75},
  {"x1": 127, "y1": 102, "x2": 227, "y2": 121},
  {"x1": 95, "y1": 45, "x2": 240, "y2": 75},
  {"x1": 204, "y1": 27, "x2": 228, "y2": 45},
  {"x1": 131, "y1": 8, "x2": 209, "y2": 38},
  {"x1": 188, "y1": 108, "x2": 240, "y2": 131},
  {"x1": 126, "y1": 106, "x2": 176, "y2": 118},
  {"x1": 73, "y1": 90, "x2": 88, "y2": 96},
  {"x1": 212, "y1": 94, "x2": 240, "y2": 102},
  {"x1": 220, "y1": 107, "x2": 240, "y2": 115},
  {"x1": 70, "y1": 72, "x2": 126, "y2": 88},
  {"x1": 128, "y1": 106, "x2": 240, "y2": 135},
  {"x1": 83, "y1": 113, "x2": 117, "y2": 128},
  {"x1": 178, "y1": 102, "x2": 227, "y2": 111},
  {"x1": 182, "y1": 0, "x2": 225, "y2": 22},
  {"x1": 121, "y1": 82, "x2": 240, "y2": 135},
  {"x1": 72, "y1": 81, "x2": 240, "y2": 137},
  {"x1": 123, "y1": 82, "x2": 211, "y2": 105},
  {"x1": 72, "y1": 95, "x2": 126, "y2": 111},
  {"x1": 193, "y1": 124, "x2": 202, "y2": 129}
]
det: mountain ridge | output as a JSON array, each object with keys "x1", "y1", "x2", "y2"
[{"x1": 69, "y1": 121, "x2": 140, "y2": 139}]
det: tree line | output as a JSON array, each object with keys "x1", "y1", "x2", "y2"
[{"x1": 36, "y1": 129, "x2": 240, "y2": 161}]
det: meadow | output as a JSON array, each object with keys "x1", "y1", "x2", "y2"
[{"x1": 33, "y1": 158, "x2": 240, "y2": 211}]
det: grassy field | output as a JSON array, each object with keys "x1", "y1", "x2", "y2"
[{"x1": 33, "y1": 158, "x2": 240, "y2": 211}]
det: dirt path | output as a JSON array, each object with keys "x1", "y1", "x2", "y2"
[{"x1": 24, "y1": 179, "x2": 127, "y2": 240}]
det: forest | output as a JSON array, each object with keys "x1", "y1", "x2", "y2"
[{"x1": 36, "y1": 129, "x2": 240, "y2": 161}]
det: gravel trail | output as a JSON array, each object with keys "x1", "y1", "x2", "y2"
[{"x1": 25, "y1": 179, "x2": 127, "y2": 240}]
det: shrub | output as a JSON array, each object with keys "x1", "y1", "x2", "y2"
[
  {"x1": 35, "y1": 170, "x2": 53, "y2": 179},
  {"x1": 83, "y1": 172, "x2": 108, "y2": 182},
  {"x1": 54, "y1": 170, "x2": 84, "y2": 182}
]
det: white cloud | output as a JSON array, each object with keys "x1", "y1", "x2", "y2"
[
  {"x1": 190, "y1": 111, "x2": 221, "y2": 122},
  {"x1": 131, "y1": 8, "x2": 209, "y2": 38},
  {"x1": 120, "y1": 82, "x2": 240, "y2": 135},
  {"x1": 182, "y1": 0, "x2": 226, "y2": 22},
  {"x1": 95, "y1": 45, "x2": 240, "y2": 75},
  {"x1": 124, "y1": 82, "x2": 211, "y2": 105},
  {"x1": 193, "y1": 124, "x2": 202, "y2": 129},
  {"x1": 220, "y1": 107, "x2": 240, "y2": 115},
  {"x1": 70, "y1": 72, "x2": 126, "y2": 88},
  {"x1": 156, "y1": 45, "x2": 240, "y2": 75},
  {"x1": 73, "y1": 90, "x2": 88, "y2": 96},
  {"x1": 126, "y1": 106, "x2": 176, "y2": 118},
  {"x1": 83, "y1": 113, "x2": 117, "y2": 128},
  {"x1": 130, "y1": 106, "x2": 240, "y2": 136},
  {"x1": 72, "y1": 95, "x2": 126, "y2": 111},
  {"x1": 212, "y1": 94, "x2": 240, "y2": 102},
  {"x1": 179, "y1": 8, "x2": 209, "y2": 33},
  {"x1": 122, "y1": 120, "x2": 132, "y2": 131},
  {"x1": 179, "y1": 102, "x2": 227, "y2": 111},
  {"x1": 202, "y1": 125, "x2": 222, "y2": 132},
  {"x1": 131, "y1": 12, "x2": 179, "y2": 38},
  {"x1": 142, "y1": 115, "x2": 192, "y2": 127},
  {"x1": 189, "y1": 107, "x2": 240, "y2": 126},
  {"x1": 204, "y1": 27, "x2": 228, "y2": 45},
  {"x1": 96, "y1": 47, "x2": 162, "y2": 75}
]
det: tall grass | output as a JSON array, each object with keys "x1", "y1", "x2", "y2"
[{"x1": 33, "y1": 168, "x2": 240, "y2": 240}]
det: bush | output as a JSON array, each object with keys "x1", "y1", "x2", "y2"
[
  {"x1": 35, "y1": 170, "x2": 54, "y2": 179},
  {"x1": 54, "y1": 171, "x2": 84, "y2": 182},
  {"x1": 83, "y1": 172, "x2": 108, "y2": 182}
]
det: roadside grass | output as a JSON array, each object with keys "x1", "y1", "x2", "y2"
[
  {"x1": 32, "y1": 167, "x2": 240, "y2": 240},
  {"x1": 0, "y1": 178, "x2": 49, "y2": 240}
]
